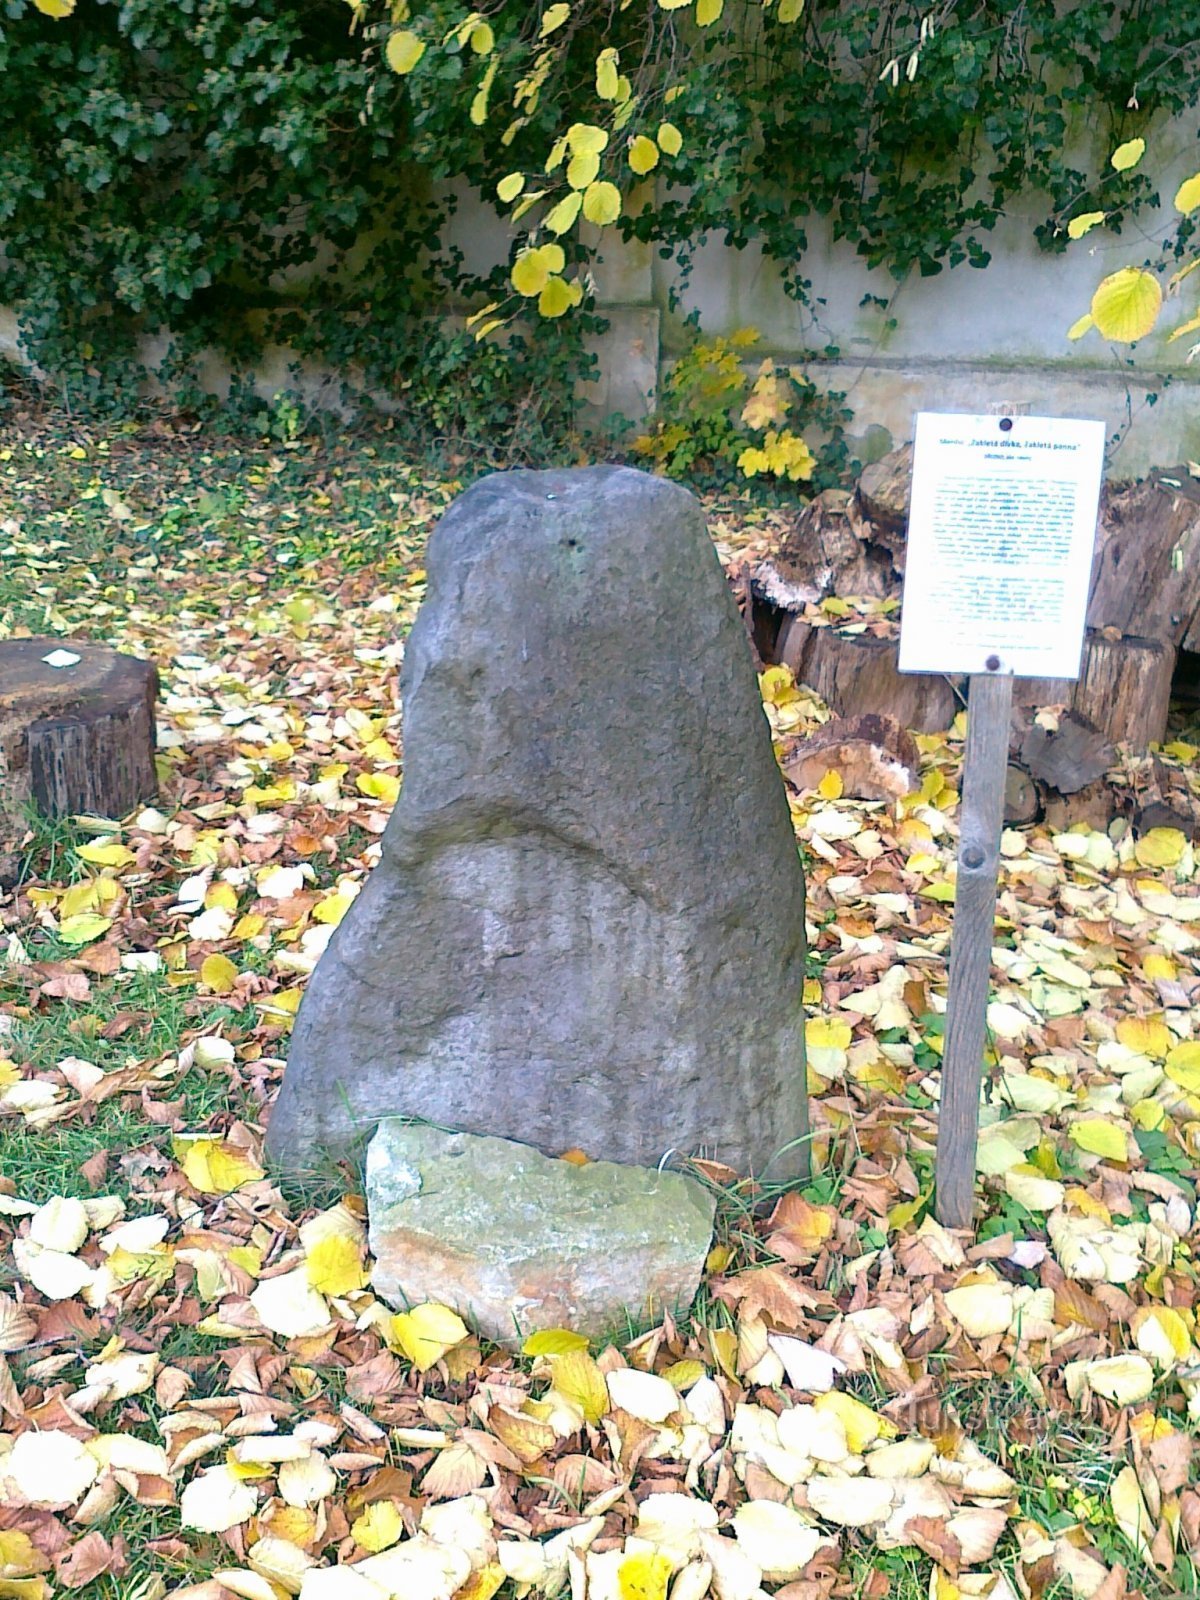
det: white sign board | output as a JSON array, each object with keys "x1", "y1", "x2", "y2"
[{"x1": 898, "y1": 412, "x2": 1105, "y2": 678}]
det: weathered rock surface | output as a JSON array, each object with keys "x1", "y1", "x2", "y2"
[
  {"x1": 366, "y1": 1121, "x2": 716, "y2": 1344},
  {"x1": 267, "y1": 465, "x2": 808, "y2": 1176}
]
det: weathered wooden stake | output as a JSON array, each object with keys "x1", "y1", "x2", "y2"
[{"x1": 935, "y1": 670, "x2": 1014, "y2": 1228}]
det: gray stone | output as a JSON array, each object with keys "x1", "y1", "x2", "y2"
[
  {"x1": 267, "y1": 466, "x2": 808, "y2": 1176},
  {"x1": 365, "y1": 1121, "x2": 716, "y2": 1343}
]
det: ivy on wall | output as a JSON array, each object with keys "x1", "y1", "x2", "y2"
[{"x1": 3, "y1": 0, "x2": 1197, "y2": 449}]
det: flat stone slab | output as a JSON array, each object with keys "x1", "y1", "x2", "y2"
[
  {"x1": 366, "y1": 1121, "x2": 716, "y2": 1345},
  {"x1": 267, "y1": 466, "x2": 808, "y2": 1177}
]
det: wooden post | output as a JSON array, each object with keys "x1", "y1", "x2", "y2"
[{"x1": 935, "y1": 670, "x2": 1013, "y2": 1229}]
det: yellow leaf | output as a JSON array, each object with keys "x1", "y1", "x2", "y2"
[
  {"x1": 390, "y1": 1302, "x2": 469, "y2": 1370},
  {"x1": 207, "y1": 881, "x2": 239, "y2": 913},
  {"x1": 1110, "y1": 1464, "x2": 1154, "y2": 1562},
  {"x1": 313, "y1": 892, "x2": 353, "y2": 926},
  {"x1": 1165, "y1": 1040, "x2": 1200, "y2": 1094},
  {"x1": 656, "y1": 0, "x2": 692, "y2": 8},
  {"x1": 817, "y1": 768, "x2": 843, "y2": 800},
  {"x1": 697, "y1": 0, "x2": 723, "y2": 22},
  {"x1": 497, "y1": 173, "x2": 524, "y2": 203},
  {"x1": 805, "y1": 1016, "x2": 851, "y2": 1051},
  {"x1": 76, "y1": 841, "x2": 134, "y2": 869},
  {"x1": 177, "y1": 1136, "x2": 265, "y2": 1195},
  {"x1": 1067, "y1": 211, "x2": 1106, "y2": 240},
  {"x1": 522, "y1": 1327, "x2": 589, "y2": 1356},
  {"x1": 778, "y1": 0, "x2": 805, "y2": 19},
  {"x1": 582, "y1": 181, "x2": 621, "y2": 225},
  {"x1": 812, "y1": 1391, "x2": 896, "y2": 1454},
  {"x1": 356, "y1": 772, "x2": 400, "y2": 804},
  {"x1": 1143, "y1": 952, "x2": 1177, "y2": 982},
  {"x1": 596, "y1": 48, "x2": 619, "y2": 100},
  {"x1": 1111, "y1": 137, "x2": 1146, "y2": 173},
  {"x1": 617, "y1": 1550, "x2": 673, "y2": 1600},
  {"x1": 469, "y1": 21, "x2": 494, "y2": 54},
  {"x1": 709, "y1": 1326, "x2": 738, "y2": 1379},
  {"x1": 1069, "y1": 1119, "x2": 1129, "y2": 1162},
  {"x1": 566, "y1": 122, "x2": 608, "y2": 156},
  {"x1": 1135, "y1": 827, "x2": 1187, "y2": 867},
  {"x1": 33, "y1": 0, "x2": 74, "y2": 14},
  {"x1": 57, "y1": 914, "x2": 113, "y2": 946},
  {"x1": 1091, "y1": 266, "x2": 1162, "y2": 342},
  {"x1": 305, "y1": 1234, "x2": 368, "y2": 1297},
  {"x1": 540, "y1": 3, "x2": 570, "y2": 37},
  {"x1": 657, "y1": 122, "x2": 682, "y2": 157},
  {"x1": 661, "y1": 1358, "x2": 707, "y2": 1389},
  {"x1": 1168, "y1": 307, "x2": 1200, "y2": 345},
  {"x1": 550, "y1": 1348, "x2": 608, "y2": 1422},
  {"x1": 1175, "y1": 173, "x2": 1200, "y2": 214},
  {"x1": 512, "y1": 249, "x2": 550, "y2": 297},
  {"x1": 628, "y1": 135, "x2": 659, "y2": 175},
  {"x1": 385, "y1": 30, "x2": 425, "y2": 74},
  {"x1": 567, "y1": 151, "x2": 601, "y2": 190},
  {"x1": 544, "y1": 192, "x2": 583, "y2": 234},
  {"x1": 538, "y1": 275, "x2": 581, "y2": 318},
  {"x1": 470, "y1": 60, "x2": 497, "y2": 126},
  {"x1": 200, "y1": 954, "x2": 239, "y2": 995},
  {"x1": 457, "y1": 1568, "x2": 504, "y2": 1600},
  {"x1": 0, "y1": 1531, "x2": 42, "y2": 1577},
  {"x1": 1116, "y1": 1014, "x2": 1172, "y2": 1059},
  {"x1": 234, "y1": 912, "x2": 266, "y2": 940},
  {"x1": 1133, "y1": 1304, "x2": 1193, "y2": 1368},
  {"x1": 352, "y1": 1501, "x2": 404, "y2": 1553}
]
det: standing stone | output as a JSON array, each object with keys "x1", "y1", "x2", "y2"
[{"x1": 267, "y1": 466, "x2": 808, "y2": 1177}]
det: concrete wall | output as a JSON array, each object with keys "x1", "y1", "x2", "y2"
[{"x1": 6, "y1": 142, "x2": 1200, "y2": 475}]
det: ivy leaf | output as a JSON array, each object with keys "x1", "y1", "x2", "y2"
[
  {"x1": 1110, "y1": 137, "x2": 1145, "y2": 173},
  {"x1": 628, "y1": 136, "x2": 659, "y2": 175},
  {"x1": 1090, "y1": 266, "x2": 1162, "y2": 342},
  {"x1": 657, "y1": 122, "x2": 683, "y2": 157},
  {"x1": 1175, "y1": 173, "x2": 1200, "y2": 214},
  {"x1": 1066, "y1": 211, "x2": 1105, "y2": 240},
  {"x1": 583, "y1": 180, "x2": 622, "y2": 225},
  {"x1": 385, "y1": 31, "x2": 425, "y2": 75},
  {"x1": 540, "y1": 3, "x2": 570, "y2": 36}
]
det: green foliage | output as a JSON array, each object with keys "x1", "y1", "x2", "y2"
[
  {"x1": 633, "y1": 327, "x2": 851, "y2": 487},
  {"x1": 5, "y1": 0, "x2": 1199, "y2": 443}
]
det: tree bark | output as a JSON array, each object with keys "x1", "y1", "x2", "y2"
[
  {"x1": 0, "y1": 639, "x2": 158, "y2": 833},
  {"x1": 797, "y1": 627, "x2": 960, "y2": 733}
]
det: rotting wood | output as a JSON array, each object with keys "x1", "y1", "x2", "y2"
[
  {"x1": 1072, "y1": 630, "x2": 1175, "y2": 748},
  {"x1": 799, "y1": 628, "x2": 960, "y2": 734},
  {"x1": 782, "y1": 713, "x2": 919, "y2": 802}
]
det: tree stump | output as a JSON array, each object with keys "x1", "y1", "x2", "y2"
[
  {"x1": 797, "y1": 627, "x2": 960, "y2": 733},
  {"x1": 0, "y1": 639, "x2": 159, "y2": 832},
  {"x1": 1073, "y1": 630, "x2": 1175, "y2": 747}
]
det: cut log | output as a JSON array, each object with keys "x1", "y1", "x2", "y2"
[
  {"x1": 1132, "y1": 754, "x2": 1200, "y2": 838},
  {"x1": 1072, "y1": 630, "x2": 1174, "y2": 748},
  {"x1": 0, "y1": 639, "x2": 158, "y2": 833},
  {"x1": 855, "y1": 444, "x2": 913, "y2": 539},
  {"x1": 752, "y1": 488, "x2": 894, "y2": 613},
  {"x1": 1004, "y1": 763, "x2": 1040, "y2": 825},
  {"x1": 1043, "y1": 779, "x2": 1117, "y2": 835},
  {"x1": 782, "y1": 713, "x2": 920, "y2": 801},
  {"x1": 797, "y1": 627, "x2": 960, "y2": 733},
  {"x1": 1020, "y1": 711, "x2": 1114, "y2": 795},
  {"x1": 1090, "y1": 469, "x2": 1200, "y2": 649}
]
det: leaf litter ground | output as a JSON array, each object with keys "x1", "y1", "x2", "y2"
[{"x1": 1, "y1": 421, "x2": 1200, "y2": 1600}]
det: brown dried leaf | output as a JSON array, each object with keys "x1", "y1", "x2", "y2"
[
  {"x1": 54, "y1": 1533, "x2": 125, "y2": 1590},
  {"x1": 0, "y1": 1295, "x2": 36, "y2": 1355},
  {"x1": 420, "y1": 1441, "x2": 487, "y2": 1501}
]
